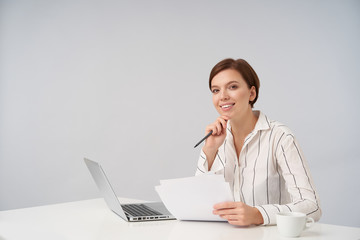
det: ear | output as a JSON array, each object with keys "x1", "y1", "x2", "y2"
[{"x1": 249, "y1": 86, "x2": 256, "y2": 102}]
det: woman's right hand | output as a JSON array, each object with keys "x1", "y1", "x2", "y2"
[{"x1": 202, "y1": 116, "x2": 229, "y2": 157}]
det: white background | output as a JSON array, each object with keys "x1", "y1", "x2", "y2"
[{"x1": 0, "y1": 0, "x2": 359, "y2": 227}]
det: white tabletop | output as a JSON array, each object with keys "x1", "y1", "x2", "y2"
[{"x1": 0, "y1": 198, "x2": 359, "y2": 240}]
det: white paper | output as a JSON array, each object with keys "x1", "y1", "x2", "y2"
[{"x1": 155, "y1": 174, "x2": 234, "y2": 221}]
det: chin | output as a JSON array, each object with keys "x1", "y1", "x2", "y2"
[
  {"x1": 220, "y1": 112, "x2": 232, "y2": 119},
  {"x1": 217, "y1": 108, "x2": 233, "y2": 119}
]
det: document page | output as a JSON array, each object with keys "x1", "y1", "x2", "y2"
[{"x1": 155, "y1": 174, "x2": 233, "y2": 221}]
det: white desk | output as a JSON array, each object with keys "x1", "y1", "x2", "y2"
[{"x1": 0, "y1": 198, "x2": 359, "y2": 240}]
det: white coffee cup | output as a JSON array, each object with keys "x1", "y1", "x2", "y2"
[{"x1": 276, "y1": 212, "x2": 314, "y2": 238}]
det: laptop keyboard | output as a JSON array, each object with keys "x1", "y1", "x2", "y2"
[{"x1": 122, "y1": 204, "x2": 163, "y2": 217}]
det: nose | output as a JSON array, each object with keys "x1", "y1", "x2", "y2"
[{"x1": 220, "y1": 89, "x2": 230, "y2": 101}]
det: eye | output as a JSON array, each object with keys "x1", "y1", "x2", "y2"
[
  {"x1": 211, "y1": 89, "x2": 219, "y2": 94},
  {"x1": 229, "y1": 84, "x2": 238, "y2": 90}
]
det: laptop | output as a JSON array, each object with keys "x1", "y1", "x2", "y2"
[{"x1": 84, "y1": 158, "x2": 175, "y2": 222}]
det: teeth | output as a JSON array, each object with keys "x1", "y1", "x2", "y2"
[{"x1": 221, "y1": 104, "x2": 233, "y2": 108}]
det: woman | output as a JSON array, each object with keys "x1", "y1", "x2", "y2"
[{"x1": 196, "y1": 58, "x2": 321, "y2": 226}]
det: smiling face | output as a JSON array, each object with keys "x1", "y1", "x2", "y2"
[{"x1": 211, "y1": 69, "x2": 256, "y2": 120}]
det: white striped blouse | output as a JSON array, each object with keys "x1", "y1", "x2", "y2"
[{"x1": 196, "y1": 111, "x2": 321, "y2": 225}]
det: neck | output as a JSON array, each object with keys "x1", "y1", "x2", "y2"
[{"x1": 230, "y1": 109, "x2": 259, "y2": 138}]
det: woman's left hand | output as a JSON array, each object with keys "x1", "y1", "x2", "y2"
[{"x1": 213, "y1": 201, "x2": 264, "y2": 226}]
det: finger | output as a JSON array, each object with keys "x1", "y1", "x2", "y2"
[
  {"x1": 228, "y1": 220, "x2": 249, "y2": 227},
  {"x1": 215, "y1": 121, "x2": 223, "y2": 135},
  {"x1": 206, "y1": 125, "x2": 217, "y2": 135},
  {"x1": 219, "y1": 215, "x2": 239, "y2": 222},
  {"x1": 218, "y1": 117, "x2": 228, "y2": 130},
  {"x1": 213, "y1": 201, "x2": 237, "y2": 210},
  {"x1": 213, "y1": 209, "x2": 239, "y2": 215}
]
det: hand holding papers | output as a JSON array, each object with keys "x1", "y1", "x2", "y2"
[{"x1": 155, "y1": 174, "x2": 234, "y2": 221}]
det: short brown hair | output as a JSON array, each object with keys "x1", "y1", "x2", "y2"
[{"x1": 209, "y1": 58, "x2": 260, "y2": 108}]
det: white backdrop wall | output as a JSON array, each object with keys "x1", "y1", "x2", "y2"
[{"x1": 0, "y1": 0, "x2": 359, "y2": 228}]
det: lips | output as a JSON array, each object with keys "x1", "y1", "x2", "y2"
[{"x1": 220, "y1": 103, "x2": 235, "y2": 110}]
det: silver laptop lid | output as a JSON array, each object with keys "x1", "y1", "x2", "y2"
[{"x1": 84, "y1": 158, "x2": 128, "y2": 220}]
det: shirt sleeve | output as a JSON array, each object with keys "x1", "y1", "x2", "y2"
[
  {"x1": 195, "y1": 149, "x2": 225, "y2": 176},
  {"x1": 255, "y1": 134, "x2": 322, "y2": 225}
]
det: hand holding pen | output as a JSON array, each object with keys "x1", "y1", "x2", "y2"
[
  {"x1": 194, "y1": 116, "x2": 229, "y2": 170},
  {"x1": 194, "y1": 116, "x2": 229, "y2": 149}
]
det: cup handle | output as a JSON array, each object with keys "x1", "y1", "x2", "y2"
[{"x1": 305, "y1": 217, "x2": 315, "y2": 228}]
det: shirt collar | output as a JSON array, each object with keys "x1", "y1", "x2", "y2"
[{"x1": 253, "y1": 110, "x2": 271, "y2": 132}]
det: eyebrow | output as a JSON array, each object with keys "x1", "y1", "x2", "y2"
[{"x1": 211, "y1": 81, "x2": 240, "y2": 89}]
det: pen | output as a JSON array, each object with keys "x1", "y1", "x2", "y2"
[{"x1": 193, "y1": 130, "x2": 213, "y2": 148}]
